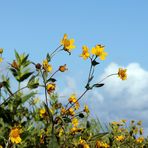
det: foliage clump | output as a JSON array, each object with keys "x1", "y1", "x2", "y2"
[{"x1": 0, "y1": 35, "x2": 147, "y2": 147}]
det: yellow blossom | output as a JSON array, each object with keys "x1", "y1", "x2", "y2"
[
  {"x1": 60, "y1": 34, "x2": 76, "y2": 52},
  {"x1": 72, "y1": 118, "x2": 79, "y2": 127},
  {"x1": 58, "y1": 128, "x2": 64, "y2": 137},
  {"x1": 118, "y1": 68, "x2": 127, "y2": 80},
  {"x1": 91, "y1": 45, "x2": 107, "y2": 60},
  {"x1": 68, "y1": 108, "x2": 75, "y2": 116},
  {"x1": 0, "y1": 145, "x2": 3, "y2": 148},
  {"x1": 80, "y1": 45, "x2": 90, "y2": 60},
  {"x1": 0, "y1": 57, "x2": 3, "y2": 63},
  {"x1": 96, "y1": 141, "x2": 110, "y2": 148},
  {"x1": 9, "y1": 127, "x2": 22, "y2": 144},
  {"x1": 83, "y1": 105, "x2": 90, "y2": 114},
  {"x1": 40, "y1": 134, "x2": 44, "y2": 144},
  {"x1": 136, "y1": 137, "x2": 144, "y2": 143},
  {"x1": 74, "y1": 102, "x2": 80, "y2": 110},
  {"x1": 115, "y1": 135, "x2": 125, "y2": 141},
  {"x1": 42, "y1": 59, "x2": 52, "y2": 72},
  {"x1": 79, "y1": 138, "x2": 90, "y2": 148},
  {"x1": 46, "y1": 83, "x2": 56, "y2": 94},
  {"x1": 68, "y1": 94, "x2": 77, "y2": 103},
  {"x1": 70, "y1": 127, "x2": 83, "y2": 134},
  {"x1": 61, "y1": 107, "x2": 67, "y2": 115},
  {"x1": 39, "y1": 108, "x2": 46, "y2": 118}
]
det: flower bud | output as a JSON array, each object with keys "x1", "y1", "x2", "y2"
[
  {"x1": 35, "y1": 63, "x2": 42, "y2": 70},
  {"x1": 59, "y1": 64, "x2": 67, "y2": 72}
]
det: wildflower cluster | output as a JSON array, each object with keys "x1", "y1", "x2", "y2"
[{"x1": 0, "y1": 34, "x2": 146, "y2": 148}]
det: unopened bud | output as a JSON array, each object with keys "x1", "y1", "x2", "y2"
[
  {"x1": 59, "y1": 64, "x2": 67, "y2": 72},
  {"x1": 35, "y1": 63, "x2": 42, "y2": 70}
]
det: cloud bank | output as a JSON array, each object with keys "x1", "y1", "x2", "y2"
[{"x1": 60, "y1": 62, "x2": 148, "y2": 135}]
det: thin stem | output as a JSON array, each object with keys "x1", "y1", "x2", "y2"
[
  {"x1": 40, "y1": 70, "x2": 48, "y2": 106},
  {"x1": 48, "y1": 69, "x2": 59, "y2": 80},
  {"x1": 50, "y1": 45, "x2": 62, "y2": 58},
  {"x1": 98, "y1": 73, "x2": 117, "y2": 84}
]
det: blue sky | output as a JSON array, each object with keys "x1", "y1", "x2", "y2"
[
  {"x1": 1, "y1": 0, "x2": 148, "y2": 134},
  {"x1": 1, "y1": 0, "x2": 148, "y2": 68}
]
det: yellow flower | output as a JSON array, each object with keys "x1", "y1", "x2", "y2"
[
  {"x1": 42, "y1": 59, "x2": 52, "y2": 72},
  {"x1": 60, "y1": 34, "x2": 76, "y2": 52},
  {"x1": 40, "y1": 134, "x2": 44, "y2": 144},
  {"x1": 115, "y1": 135, "x2": 125, "y2": 141},
  {"x1": 136, "y1": 137, "x2": 144, "y2": 143},
  {"x1": 80, "y1": 45, "x2": 90, "y2": 60},
  {"x1": 118, "y1": 68, "x2": 127, "y2": 80},
  {"x1": 61, "y1": 107, "x2": 67, "y2": 115},
  {"x1": 79, "y1": 138, "x2": 90, "y2": 148},
  {"x1": 96, "y1": 141, "x2": 110, "y2": 148},
  {"x1": 0, "y1": 57, "x2": 3, "y2": 63},
  {"x1": 83, "y1": 105, "x2": 90, "y2": 114},
  {"x1": 59, "y1": 64, "x2": 68, "y2": 72},
  {"x1": 0, "y1": 145, "x2": 3, "y2": 148},
  {"x1": 111, "y1": 121, "x2": 123, "y2": 126},
  {"x1": 58, "y1": 128, "x2": 64, "y2": 137},
  {"x1": 74, "y1": 102, "x2": 80, "y2": 110},
  {"x1": 0, "y1": 48, "x2": 3, "y2": 54},
  {"x1": 68, "y1": 94, "x2": 77, "y2": 103},
  {"x1": 91, "y1": 45, "x2": 107, "y2": 60},
  {"x1": 72, "y1": 118, "x2": 79, "y2": 127},
  {"x1": 70, "y1": 127, "x2": 83, "y2": 134},
  {"x1": 39, "y1": 108, "x2": 46, "y2": 118},
  {"x1": 9, "y1": 127, "x2": 22, "y2": 144},
  {"x1": 46, "y1": 83, "x2": 56, "y2": 94},
  {"x1": 68, "y1": 108, "x2": 75, "y2": 116}
]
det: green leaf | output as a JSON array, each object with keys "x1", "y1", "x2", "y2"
[
  {"x1": 62, "y1": 117, "x2": 71, "y2": 123},
  {"x1": 90, "y1": 132, "x2": 109, "y2": 140},
  {"x1": 27, "y1": 76, "x2": 39, "y2": 89},
  {"x1": 93, "y1": 83, "x2": 104, "y2": 88},
  {"x1": 21, "y1": 54, "x2": 29, "y2": 65},
  {"x1": 9, "y1": 68, "x2": 18, "y2": 77},
  {"x1": 92, "y1": 60, "x2": 99, "y2": 66},
  {"x1": 46, "y1": 53, "x2": 51, "y2": 62},
  {"x1": 14, "y1": 50, "x2": 21, "y2": 64},
  {"x1": 18, "y1": 72, "x2": 34, "y2": 82},
  {"x1": 47, "y1": 78, "x2": 56, "y2": 83},
  {"x1": 43, "y1": 102, "x2": 53, "y2": 122}
]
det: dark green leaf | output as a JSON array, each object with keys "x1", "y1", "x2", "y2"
[
  {"x1": 93, "y1": 83, "x2": 104, "y2": 88},
  {"x1": 9, "y1": 68, "x2": 18, "y2": 77},
  {"x1": 62, "y1": 117, "x2": 71, "y2": 123},
  {"x1": 18, "y1": 72, "x2": 34, "y2": 82},
  {"x1": 14, "y1": 50, "x2": 21, "y2": 64},
  {"x1": 46, "y1": 53, "x2": 51, "y2": 62},
  {"x1": 21, "y1": 54, "x2": 29, "y2": 65},
  {"x1": 92, "y1": 60, "x2": 99, "y2": 66},
  {"x1": 47, "y1": 78, "x2": 56, "y2": 83}
]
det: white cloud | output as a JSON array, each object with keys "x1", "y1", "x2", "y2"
[{"x1": 59, "y1": 62, "x2": 148, "y2": 135}]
